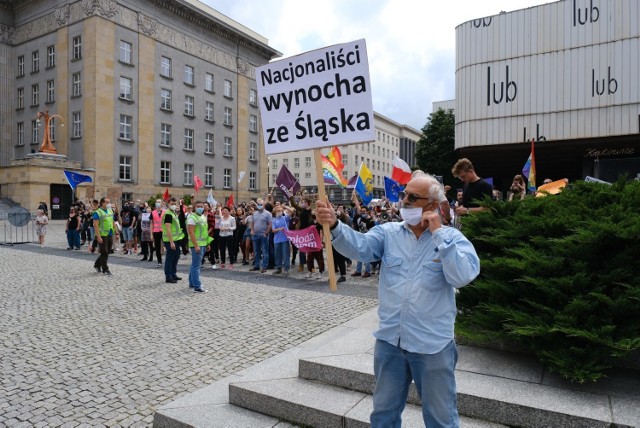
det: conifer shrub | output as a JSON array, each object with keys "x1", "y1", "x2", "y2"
[{"x1": 456, "y1": 179, "x2": 640, "y2": 383}]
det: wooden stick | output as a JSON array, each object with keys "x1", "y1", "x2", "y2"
[{"x1": 313, "y1": 149, "x2": 337, "y2": 291}]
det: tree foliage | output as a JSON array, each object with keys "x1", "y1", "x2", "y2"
[
  {"x1": 456, "y1": 179, "x2": 640, "y2": 383},
  {"x1": 416, "y1": 108, "x2": 457, "y2": 188}
]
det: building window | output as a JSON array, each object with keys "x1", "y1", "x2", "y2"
[
  {"x1": 342, "y1": 154, "x2": 348, "y2": 165},
  {"x1": 205, "y1": 101, "x2": 214, "y2": 121},
  {"x1": 17, "y1": 122, "x2": 24, "y2": 146},
  {"x1": 294, "y1": 158, "x2": 299, "y2": 168},
  {"x1": 184, "y1": 95, "x2": 194, "y2": 116},
  {"x1": 283, "y1": 158, "x2": 289, "y2": 167},
  {"x1": 249, "y1": 88, "x2": 257, "y2": 106},
  {"x1": 249, "y1": 114, "x2": 257, "y2": 132},
  {"x1": 119, "y1": 76, "x2": 132, "y2": 100},
  {"x1": 184, "y1": 164, "x2": 193, "y2": 185},
  {"x1": 31, "y1": 84, "x2": 39, "y2": 106},
  {"x1": 305, "y1": 172, "x2": 311, "y2": 178},
  {"x1": 46, "y1": 45, "x2": 55, "y2": 68},
  {"x1": 224, "y1": 79, "x2": 232, "y2": 98},
  {"x1": 294, "y1": 173, "x2": 300, "y2": 180},
  {"x1": 119, "y1": 40, "x2": 132, "y2": 64},
  {"x1": 119, "y1": 156, "x2": 132, "y2": 181},
  {"x1": 160, "y1": 161, "x2": 171, "y2": 184},
  {"x1": 119, "y1": 115, "x2": 132, "y2": 140},
  {"x1": 31, "y1": 51, "x2": 39, "y2": 73},
  {"x1": 223, "y1": 136, "x2": 232, "y2": 157},
  {"x1": 184, "y1": 65, "x2": 194, "y2": 85},
  {"x1": 46, "y1": 80, "x2": 55, "y2": 103},
  {"x1": 72, "y1": 111, "x2": 81, "y2": 138},
  {"x1": 355, "y1": 155, "x2": 359, "y2": 165},
  {"x1": 17, "y1": 87, "x2": 24, "y2": 109},
  {"x1": 223, "y1": 168, "x2": 231, "y2": 189},
  {"x1": 184, "y1": 128, "x2": 194, "y2": 150},
  {"x1": 249, "y1": 141, "x2": 257, "y2": 161},
  {"x1": 72, "y1": 72, "x2": 81, "y2": 97},
  {"x1": 205, "y1": 132, "x2": 214, "y2": 154},
  {"x1": 72, "y1": 36, "x2": 82, "y2": 60},
  {"x1": 48, "y1": 120, "x2": 55, "y2": 142},
  {"x1": 17, "y1": 55, "x2": 24, "y2": 77},
  {"x1": 249, "y1": 171, "x2": 256, "y2": 190},
  {"x1": 305, "y1": 157, "x2": 311, "y2": 168},
  {"x1": 342, "y1": 170, "x2": 348, "y2": 178},
  {"x1": 223, "y1": 107, "x2": 232, "y2": 126},
  {"x1": 205, "y1": 166, "x2": 213, "y2": 187},
  {"x1": 31, "y1": 120, "x2": 39, "y2": 144},
  {"x1": 160, "y1": 123, "x2": 171, "y2": 147},
  {"x1": 160, "y1": 89, "x2": 172, "y2": 110},
  {"x1": 205, "y1": 72, "x2": 214, "y2": 92},
  {"x1": 271, "y1": 158, "x2": 278, "y2": 170},
  {"x1": 160, "y1": 56, "x2": 172, "y2": 77}
]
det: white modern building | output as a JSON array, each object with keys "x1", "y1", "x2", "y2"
[
  {"x1": 267, "y1": 111, "x2": 421, "y2": 202},
  {"x1": 455, "y1": 0, "x2": 640, "y2": 189}
]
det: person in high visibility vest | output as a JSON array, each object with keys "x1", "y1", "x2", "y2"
[
  {"x1": 162, "y1": 197, "x2": 184, "y2": 283},
  {"x1": 92, "y1": 197, "x2": 114, "y2": 275},
  {"x1": 187, "y1": 200, "x2": 211, "y2": 293}
]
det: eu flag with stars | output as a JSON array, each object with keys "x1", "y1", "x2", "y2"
[
  {"x1": 384, "y1": 176, "x2": 402, "y2": 203},
  {"x1": 63, "y1": 170, "x2": 93, "y2": 190}
]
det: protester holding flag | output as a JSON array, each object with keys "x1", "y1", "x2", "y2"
[
  {"x1": 451, "y1": 158, "x2": 492, "y2": 218},
  {"x1": 315, "y1": 174, "x2": 480, "y2": 427}
]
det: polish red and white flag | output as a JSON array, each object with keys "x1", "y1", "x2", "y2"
[{"x1": 391, "y1": 156, "x2": 412, "y2": 185}]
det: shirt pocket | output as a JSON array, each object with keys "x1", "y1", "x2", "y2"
[
  {"x1": 421, "y1": 261, "x2": 447, "y2": 291},
  {"x1": 380, "y1": 255, "x2": 404, "y2": 284}
]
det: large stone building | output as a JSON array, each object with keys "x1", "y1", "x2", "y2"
[
  {"x1": 455, "y1": 0, "x2": 640, "y2": 190},
  {"x1": 0, "y1": 0, "x2": 280, "y2": 218},
  {"x1": 267, "y1": 111, "x2": 421, "y2": 203}
]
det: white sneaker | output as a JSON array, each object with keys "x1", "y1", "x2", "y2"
[
  {"x1": 315, "y1": 272, "x2": 324, "y2": 280},
  {"x1": 304, "y1": 271, "x2": 313, "y2": 279},
  {"x1": 211, "y1": 264, "x2": 218, "y2": 270}
]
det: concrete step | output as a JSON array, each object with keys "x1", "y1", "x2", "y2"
[
  {"x1": 229, "y1": 377, "x2": 505, "y2": 428},
  {"x1": 297, "y1": 353, "x2": 635, "y2": 427}
]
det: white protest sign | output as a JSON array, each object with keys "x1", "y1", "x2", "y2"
[{"x1": 256, "y1": 39, "x2": 374, "y2": 155}]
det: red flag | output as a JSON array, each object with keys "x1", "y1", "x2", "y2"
[
  {"x1": 391, "y1": 156, "x2": 412, "y2": 185},
  {"x1": 226, "y1": 194, "x2": 234, "y2": 208},
  {"x1": 193, "y1": 175, "x2": 203, "y2": 193},
  {"x1": 162, "y1": 187, "x2": 170, "y2": 202}
]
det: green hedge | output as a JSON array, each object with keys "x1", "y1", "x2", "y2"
[{"x1": 456, "y1": 179, "x2": 640, "y2": 383}]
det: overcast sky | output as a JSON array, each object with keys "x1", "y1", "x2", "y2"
[{"x1": 201, "y1": 0, "x2": 549, "y2": 131}]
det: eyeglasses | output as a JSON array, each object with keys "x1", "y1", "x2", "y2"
[
  {"x1": 457, "y1": 170, "x2": 470, "y2": 180},
  {"x1": 398, "y1": 191, "x2": 431, "y2": 203}
]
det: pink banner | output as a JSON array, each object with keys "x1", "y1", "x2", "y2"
[{"x1": 283, "y1": 225, "x2": 323, "y2": 253}]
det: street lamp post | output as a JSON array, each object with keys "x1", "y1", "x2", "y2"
[{"x1": 36, "y1": 108, "x2": 64, "y2": 155}]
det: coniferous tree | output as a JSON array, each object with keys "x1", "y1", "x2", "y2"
[
  {"x1": 456, "y1": 179, "x2": 640, "y2": 383},
  {"x1": 415, "y1": 108, "x2": 457, "y2": 188}
]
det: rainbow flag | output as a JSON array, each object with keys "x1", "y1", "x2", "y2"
[
  {"x1": 322, "y1": 154, "x2": 348, "y2": 187},
  {"x1": 521, "y1": 138, "x2": 536, "y2": 191},
  {"x1": 327, "y1": 146, "x2": 344, "y2": 172}
]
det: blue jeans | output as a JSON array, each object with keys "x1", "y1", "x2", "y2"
[
  {"x1": 66, "y1": 229, "x2": 80, "y2": 248},
  {"x1": 164, "y1": 242, "x2": 180, "y2": 280},
  {"x1": 189, "y1": 248, "x2": 203, "y2": 288},
  {"x1": 252, "y1": 234, "x2": 269, "y2": 269},
  {"x1": 274, "y1": 241, "x2": 290, "y2": 271},
  {"x1": 371, "y1": 339, "x2": 459, "y2": 428},
  {"x1": 356, "y1": 260, "x2": 371, "y2": 274}
]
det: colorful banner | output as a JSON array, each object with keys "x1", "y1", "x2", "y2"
[
  {"x1": 283, "y1": 225, "x2": 323, "y2": 253},
  {"x1": 322, "y1": 155, "x2": 348, "y2": 187}
]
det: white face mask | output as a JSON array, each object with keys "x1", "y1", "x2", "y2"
[
  {"x1": 106, "y1": 203, "x2": 112, "y2": 210},
  {"x1": 400, "y1": 207, "x2": 424, "y2": 226},
  {"x1": 170, "y1": 204, "x2": 178, "y2": 211}
]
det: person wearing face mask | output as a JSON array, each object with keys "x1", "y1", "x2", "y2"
[
  {"x1": 139, "y1": 205, "x2": 154, "y2": 262},
  {"x1": 151, "y1": 199, "x2": 165, "y2": 267},
  {"x1": 162, "y1": 197, "x2": 184, "y2": 283},
  {"x1": 271, "y1": 206, "x2": 290, "y2": 276},
  {"x1": 217, "y1": 206, "x2": 237, "y2": 269},
  {"x1": 65, "y1": 207, "x2": 82, "y2": 250},
  {"x1": 92, "y1": 197, "x2": 115, "y2": 275},
  {"x1": 315, "y1": 174, "x2": 480, "y2": 428},
  {"x1": 186, "y1": 201, "x2": 209, "y2": 293},
  {"x1": 288, "y1": 196, "x2": 312, "y2": 272},
  {"x1": 250, "y1": 198, "x2": 272, "y2": 273}
]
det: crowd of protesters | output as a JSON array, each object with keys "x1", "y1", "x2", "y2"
[{"x1": 37, "y1": 158, "x2": 556, "y2": 288}]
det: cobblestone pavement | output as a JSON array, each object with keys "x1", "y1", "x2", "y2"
[{"x1": 0, "y1": 222, "x2": 379, "y2": 427}]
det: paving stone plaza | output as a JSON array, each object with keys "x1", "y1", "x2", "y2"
[{"x1": 0, "y1": 221, "x2": 378, "y2": 427}]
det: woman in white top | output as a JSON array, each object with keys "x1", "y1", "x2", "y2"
[
  {"x1": 35, "y1": 209, "x2": 49, "y2": 247},
  {"x1": 217, "y1": 206, "x2": 237, "y2": 268}
]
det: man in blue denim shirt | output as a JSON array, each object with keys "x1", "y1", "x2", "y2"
[{"x1": 316, "y1": 174, "x2": 480, "y2": 428}]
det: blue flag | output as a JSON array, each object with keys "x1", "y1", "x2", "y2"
[
  {"x1": 63, "y1": 170, "x2": 93, "y2": 190},
  {"x1": 384, "y1": 176, "x2": 402, "y2": 202}
]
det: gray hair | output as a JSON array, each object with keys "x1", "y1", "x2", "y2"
[{"x1": 410, "y1": 173, "x2": 446, "y2": 203}]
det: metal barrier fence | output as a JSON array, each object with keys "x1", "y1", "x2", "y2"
[{"x1": 0, "y1": 206, "x2": 35, "y2": 245}]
